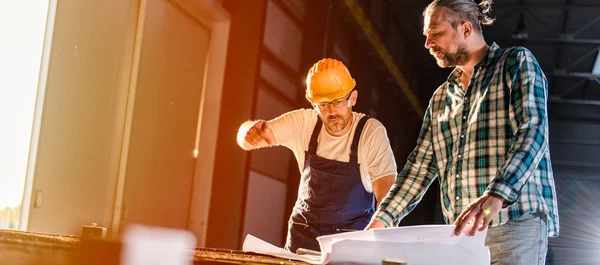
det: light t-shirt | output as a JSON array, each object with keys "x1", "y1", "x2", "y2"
[{"x1": 269, "y1": 109, "x2": 397, "y2": 192}]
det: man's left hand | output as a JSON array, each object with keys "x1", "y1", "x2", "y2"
[{"x1": 453, "y1": 193, "x2": 505, "y2": 236}]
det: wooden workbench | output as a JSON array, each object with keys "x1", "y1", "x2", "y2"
[{"x1": 0, "y1": 229, "x2": 307, "y2": 265}]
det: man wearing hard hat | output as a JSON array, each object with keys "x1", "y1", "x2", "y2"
[{"x1": 237, "y1": 58, "x2": 397, "y2": 253}]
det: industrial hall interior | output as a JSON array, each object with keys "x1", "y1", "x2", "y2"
[{"x1": 1, "y1": 0, "x2": 599, "y2": 264}]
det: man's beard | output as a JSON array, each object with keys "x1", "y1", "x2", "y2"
[
  {"x1": 431, "y1": 43, "x2": 469, "y2": 68},
  {"x1": 323, "y1": 114, "x2": 350, "y2": 133}
]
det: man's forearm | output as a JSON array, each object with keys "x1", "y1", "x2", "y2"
[{"x1": 372, "y1": 174, "x2": 395, "y2": 207}]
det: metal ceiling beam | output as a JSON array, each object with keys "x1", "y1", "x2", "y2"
[
  {"x1": 495, "y1": 3, "x2": 600, "y2": 9},
  {"x1": 550, "y1": 115, "x2": 600, "y2": 124},
  {"x1": 510, "y1": 37, "x2": 600, "y2": 45},
  {"x1": 549, "y1": 96, "x2": 600, "y2": 106},
  {"x1": 552, "y1": 160, "x2": 600, "y2": 168},
  {"x1": 551, "y1": 0, "x2": 572, "y2": 96},
  {"x1": 552, "y1": 173, "x2": 600, "y2": 182},
  {"x1": 562, "y1": 46, "x2": 600, "y2": 71},
  {"x1": 557, "y1": 78, "x2": 588, "y2": 98},
  {"x1": 552, "y1": 138, "x2": 600, "y2": 146},
  {"x1": 593, "y1": 49, "x2": 600, "y2": 75},
  {"x1": 342, "y1": 0, "x2": 425, "y2": 118},
  {"x1": 571, "y1": 14, "x2": 600, "y2": 37},
  {"x1": 499, "y1": 3, "x2": 600, "y2": 45},
  {"x1": 522, "y1": 8, "x2": 563, "y2": 37},
  {"x1": 547, "y1": 71, "x2": 600, "y2": 81},
  {"x1": 399, "y1": 3, "x2": 600, "y2": 9}
]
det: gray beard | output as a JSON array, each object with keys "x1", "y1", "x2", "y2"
[
  {"x1": 435, "y1": 44, "x2": 470, "y2": 68},
  {"x1": 324, "y1": 115, "x2": 349, "y2": 133}
]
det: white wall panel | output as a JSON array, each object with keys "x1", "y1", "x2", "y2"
[
  {"x1": 260, "y1": 59, "x2": 299, "y2": 101},
  {"x1": 281, "y1": 0, "x2": 307, "y2": 21},
  {"x1": 263, "y1": 0, "x2": 303, "y2": 72},
  {"x1": 255, "y1": 87, "x2": 295, "y2": 120},
  {"x1": 243, "y1": 171, "x2": 287, "y2": 247},
  {"x1": 260, "y1": 59, "x2": 298, "y2": 101},
  {"x1": 251, "y1": 87, "x2": 295, "y2": 182}
]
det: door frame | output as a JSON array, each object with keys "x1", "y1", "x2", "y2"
[
  {"x1": 18, "y1": 0, "x2": 57, "y2": 231},
  {"x1": 110, "y1": 0, "x2": 230, "y2": 246}
]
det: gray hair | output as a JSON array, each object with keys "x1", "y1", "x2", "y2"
[{"x1": 424, "y1": 0, "x2": 495, "y2": 34}]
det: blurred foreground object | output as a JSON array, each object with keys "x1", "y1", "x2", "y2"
[{"x1": 120, "y1": 224, "x2": 196, "y2": 265}]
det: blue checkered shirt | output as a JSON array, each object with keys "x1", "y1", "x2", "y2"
[{"x1": 375, "y1": 43, "x2": 559, "y2": 236}]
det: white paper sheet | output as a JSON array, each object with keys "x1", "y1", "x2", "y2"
[
  {"x1": 242, "y1": 224, "x2": 490, "y2": 265},
  {"x1": 242, "y1": 234, "x2": 330, "y2": 264}
]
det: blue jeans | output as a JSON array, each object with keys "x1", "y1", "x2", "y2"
[{"x1": 485, "y1": 213, "x2": 548, "y2": 265}]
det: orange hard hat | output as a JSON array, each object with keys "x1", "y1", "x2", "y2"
[{"x1": 305, "y1": 58, "x2": 356, "y2": 103}]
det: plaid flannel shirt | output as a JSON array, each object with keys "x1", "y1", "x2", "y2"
[{"x1": 375, "y1": 43, "x2": 559, "y2": 236}]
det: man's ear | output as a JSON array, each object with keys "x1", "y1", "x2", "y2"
[
  {"x1": 462, "y1": 21, "x2": 473, "y2": 39},
  {"x1": 351, "y1": 90, "x2": 358, "y2": 107}
]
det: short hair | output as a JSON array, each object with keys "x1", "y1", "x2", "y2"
[{"x1": 424, "y1": 0, "x2": 495, "y2": 34}]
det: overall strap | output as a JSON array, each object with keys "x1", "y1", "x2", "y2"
[
  {"x1": 308, "y1": 116, "x2": 323, "y2": 155},
  {"x1": 349, "y1": 116, "x2": 370, "y2": 165}
]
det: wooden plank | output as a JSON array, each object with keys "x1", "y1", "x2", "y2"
[{"x1": 0, "y1": 229, "x2": 307, "y2": 265}]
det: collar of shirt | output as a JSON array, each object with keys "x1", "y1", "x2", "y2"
[{"x1": 445, "y1": 42, "x2": 501, "y2": 87}]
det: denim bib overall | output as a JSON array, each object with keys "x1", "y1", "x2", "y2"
[{"x1": 284, "y1": 116, "x2": 374, "y2": 253}]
